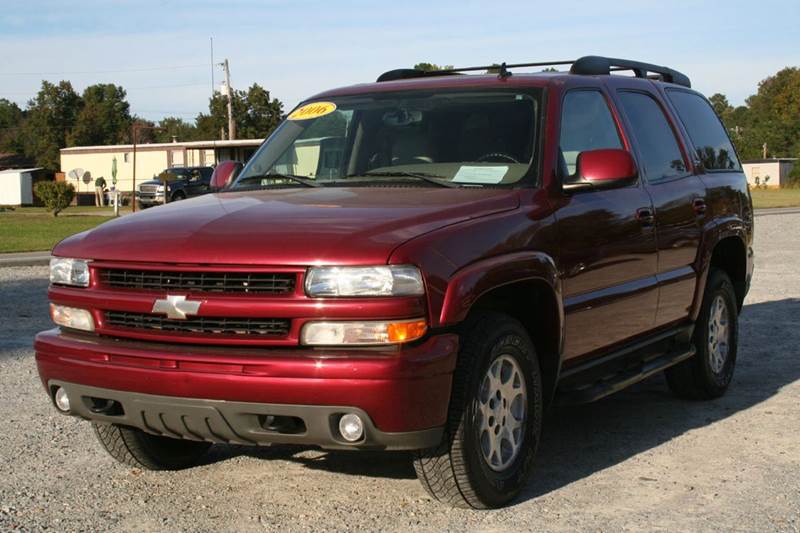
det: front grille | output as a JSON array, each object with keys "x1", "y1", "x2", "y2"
[
  {"x1": 100, "y1": 269, "x2": 296, "y2": 294},
  {"x1": 104, "y1": 311, "x2": 291, "y2": 337},
  {"x1": 139, "y1": 184, "x2": 159, "y2": 193}
]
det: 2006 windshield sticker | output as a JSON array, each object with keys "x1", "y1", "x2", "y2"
[{"x1": 288, "y1": 102, "x2": 337, "y2": 120}]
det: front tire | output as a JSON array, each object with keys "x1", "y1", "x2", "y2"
[
  {"x1": 665, "y1": 269, "x2": 738, "y2": 400},
  {"x1": 414, "y1": 312, "x2": 542, "y2": 509},
  {"x1": 92, "y1": 422, "x2": 211, "y2": 470}
]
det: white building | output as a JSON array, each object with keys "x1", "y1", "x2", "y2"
[
  {"x1": 741, "y1": 158, "x2": 797, "y2": 188},
  {"x1": 60, "y1": 139, "x2": 264, "y2": 195},
  {"x1": 0, "y1": 168, "x2": 42, "y2": 206}
]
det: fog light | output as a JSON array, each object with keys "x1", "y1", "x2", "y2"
[
  {"x1": 338, "y1": 413, "x2": 364, "y2": 442},
  {"x1": 54, "y1": 387, "x2": 71, "y2": 412}
]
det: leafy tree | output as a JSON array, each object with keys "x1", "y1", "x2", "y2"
[
  {"x1": 718, "y1": 68, "x2": 800, "y2": 160},
  {"x1": 129, "y1": 117, "x2": 157, "y2": 144},
  {"x1": 21, "y1": 81, "x2": 81, "y2": 170},
  {"x1": 239, "y1": 84, "x2": 284, "y2": 139},
  {"x1": 195, "y1": 83, "x2": 284, "y2": 140},
  {"x1": 0, "y1": 99, "x2": 24, "y2": 153},
  {"x1": 413, "y1": 63, "x2": 454, "y2": 72},
  {"x1": 34, "y1": 181, "x2": 75, "y2": 216},
  {"x1": 154, "y1": 117, "x2": 199, "y2": 143},
  {"x1": 708, "y1": 93, "x2": 733, "y2": 117},
  {"x1": 69, "y1": 84, "x2": 132, "y2": 146}
]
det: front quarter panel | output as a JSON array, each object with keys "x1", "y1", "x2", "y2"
[{"x1": 389, "y1": 189, "x2": 561, "y2": 329}]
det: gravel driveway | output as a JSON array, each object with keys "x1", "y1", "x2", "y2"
[{"x1": 1, "y1": 213, "x2": 798, "y2": 532}]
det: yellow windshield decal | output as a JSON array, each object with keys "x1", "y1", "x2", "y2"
[{"x1": 288, "y1": 102, "x2": 337, "y2": 121}]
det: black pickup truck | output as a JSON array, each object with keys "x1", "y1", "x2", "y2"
[{"x1": 136, "y1": 166, "x2": 213, "y2": 207}]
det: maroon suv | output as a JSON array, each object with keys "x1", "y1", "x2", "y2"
[{"x1": 36, "y1": 56, "x2": 753, "y2": 509}]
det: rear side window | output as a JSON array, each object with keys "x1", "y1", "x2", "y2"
[
  {"x1": 617, "y1": 91, "x2": 686, "y2": 183},
  {"x1": 559, "y1": 90, "x2": 622, "y2": 175},
  {"x1": 666, "y1": 90, "x2": 740, "y2": 171}
]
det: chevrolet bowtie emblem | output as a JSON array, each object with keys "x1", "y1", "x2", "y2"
[{"x1": 151, "y1": 295, "x2": 202, "y2": 320}]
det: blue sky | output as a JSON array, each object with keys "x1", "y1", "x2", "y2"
[{"x1": 1, "y1": 0, "x2": 798, "y2": 122}]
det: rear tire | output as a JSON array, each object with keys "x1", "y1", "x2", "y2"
[
  {"x1": 665, "y1": 269, "x2": 738, "y2": 400},
  {"x1": 92, "y1": 422, "x2": 211, "y2": 470},
  {"x1": 413, "y1": 312, "x2": 543, "y2": 509}
]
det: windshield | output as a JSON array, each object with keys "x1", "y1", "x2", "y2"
[{"x1": 232, "y1": 89, "x2": 542, "y2": 189}]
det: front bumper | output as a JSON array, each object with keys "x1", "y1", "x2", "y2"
[
  {"x1": 136, "y1": 194, "x2": 164, "y2": 206},
  {"x1": 50, "y1": 380, "x2": 442, "y2": 450},
  {"x1": 35, "y1": 329, "x2": 458, "y2": 450}
]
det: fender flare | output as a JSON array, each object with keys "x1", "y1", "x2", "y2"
[
  {"x1": 691, "y1": 217, "x2": 749, "y2": 320},
  {"x1": 438, "y1": 250, "x2": 563, "y2": 334}
]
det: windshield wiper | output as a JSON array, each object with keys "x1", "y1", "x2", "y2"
[
  {"x1": 347, "y1": 170, "x2": 460, "y2": 188},
  {"x1": 237, "y1": 172, "x2": 321, "y2": 188}
]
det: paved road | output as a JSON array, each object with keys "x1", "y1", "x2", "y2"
[
  {"x1": 0, "y1": 251, "x2": 50, "y2": 267},
  {"x1": 0, "y1": 214, "x2": 798, "y2": 531}
]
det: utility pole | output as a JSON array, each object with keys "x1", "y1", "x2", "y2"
[
  {"x1": 210, "y1": 37, "x2": 214, "y2": 96},
  {"x1": 220, "y1": 58, "x2": 235, "y2": 140}
]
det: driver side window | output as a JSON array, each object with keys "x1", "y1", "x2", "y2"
[{"x1": 560, "y1": 90, "x2": 622, "y2": 176}]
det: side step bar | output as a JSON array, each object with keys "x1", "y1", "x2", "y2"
[{"x1": 557, "y1": 345, "x2": 695, "y2": 405}]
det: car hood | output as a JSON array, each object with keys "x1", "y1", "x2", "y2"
[{"x1": 55, "y1": 187, "x2": 520, "y2": 265}]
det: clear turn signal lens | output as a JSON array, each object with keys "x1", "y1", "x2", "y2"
[{"x1": 301, "y1": 319, "x2": 427, "y2": 346}]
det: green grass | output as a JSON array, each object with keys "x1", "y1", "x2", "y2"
[
  {"x1": 0, "y1": 213, "x2": 115, "y2": 253},
  {"x1": 750, "y1": 188, "x2": 800, "y2": 209}
]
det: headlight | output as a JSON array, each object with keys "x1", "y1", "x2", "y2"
[
  {"x1": 49, "y1": 258, "x2": 90, "y2": 287},
  {"x1": 305, "y1": 265, "x2": 424, "y2": 297},
  {"x1": 50, "y1": 304, "x2": 95, "y2": 331},
  {"x1": 157, "y1": 185, "x2": 165, "y2": 192},
  {"x1": 301, "y1": 319, "x2": 427, "y2": 345}
]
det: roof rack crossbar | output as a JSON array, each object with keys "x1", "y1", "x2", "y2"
[
  {"x1": 571, "y1": 56, "x2": 691, "y2": 87},
  {"x1": 376, "y1": 56, "x2": 691, "y2": 88},
  {"x1": 376, "y1": 60, "x2": 574, "y2": 82}
]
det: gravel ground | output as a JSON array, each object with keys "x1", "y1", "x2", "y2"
[{"x1": 0, "y1": 213, "x2": 798, "y2": 532}]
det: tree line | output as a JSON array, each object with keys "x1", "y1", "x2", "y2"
[{"x1": 0, "y1": 81, "x2": 284, "y2": 171}]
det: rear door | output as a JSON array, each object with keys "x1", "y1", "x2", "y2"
[
  {"x1": 611, "y1": 83, "x2": 704, "y2": 327},
  {"x1": 555, "y1": 86, "x2": 659, "y2": 361}
]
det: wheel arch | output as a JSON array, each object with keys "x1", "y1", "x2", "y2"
[
  {"x1": 693, "y1": 231, "x2": 749, "y2": 319},
  {"x1": 438, "y1": 252, "x2": 564, "y2": 404}
]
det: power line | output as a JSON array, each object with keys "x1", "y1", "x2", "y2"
[{"x1": 0, "y1": 64, "x2": 208, "y2": 76}]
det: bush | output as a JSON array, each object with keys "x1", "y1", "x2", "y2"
[
  {"x1": 33, "y1": 181, "x2": 75, "y2": 217},
  {"x1": 788, "y1": 163, "x2": 800, "y2": 188}
]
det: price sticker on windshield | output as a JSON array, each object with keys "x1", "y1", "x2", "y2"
[{"x1": 288, "y1": 102, "x2": 337, "y2": 120}]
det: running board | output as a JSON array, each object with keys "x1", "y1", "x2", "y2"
[{"x1": 557, "y1": 345, "x2": 695, "y2": 405}]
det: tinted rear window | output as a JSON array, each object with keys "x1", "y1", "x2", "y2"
[
  {"x1": 617, "y1": 91, "x2": 686, "y2": 183},
  {"x1": 666, "y1": 90, "x2": 740, "y2": 171}
]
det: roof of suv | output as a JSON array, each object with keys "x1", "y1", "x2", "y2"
[{"x1": 311, "y1": 55, "x2": 692, "y2": 101}]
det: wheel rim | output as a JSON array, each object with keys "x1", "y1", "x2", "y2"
[
  {"x1": 477, "y1": 354, "x2": 527, "y2": 472},
  {"x1": 707, "y1": 295, "x2": 730, "y2": 374}
]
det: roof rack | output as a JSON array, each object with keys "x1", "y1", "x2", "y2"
[{"x1": 376, "y1": 56, "x2": 691, "y2": 88}]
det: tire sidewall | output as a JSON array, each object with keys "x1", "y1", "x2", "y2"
[
  {"x1": 462, "y1": 322, "x2": 542, "y2": 507},
  {"x1": 696, "y1": 272, "x2": 738, "y2": 391}
]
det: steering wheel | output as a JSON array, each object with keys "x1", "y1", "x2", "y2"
[{"x1": 475, "y1": 152, "x2": 519, "y2": 164}]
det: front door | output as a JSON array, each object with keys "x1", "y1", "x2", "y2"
[{"x1": 555, "y1": 87, "x2": 659, "y2": 362}]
